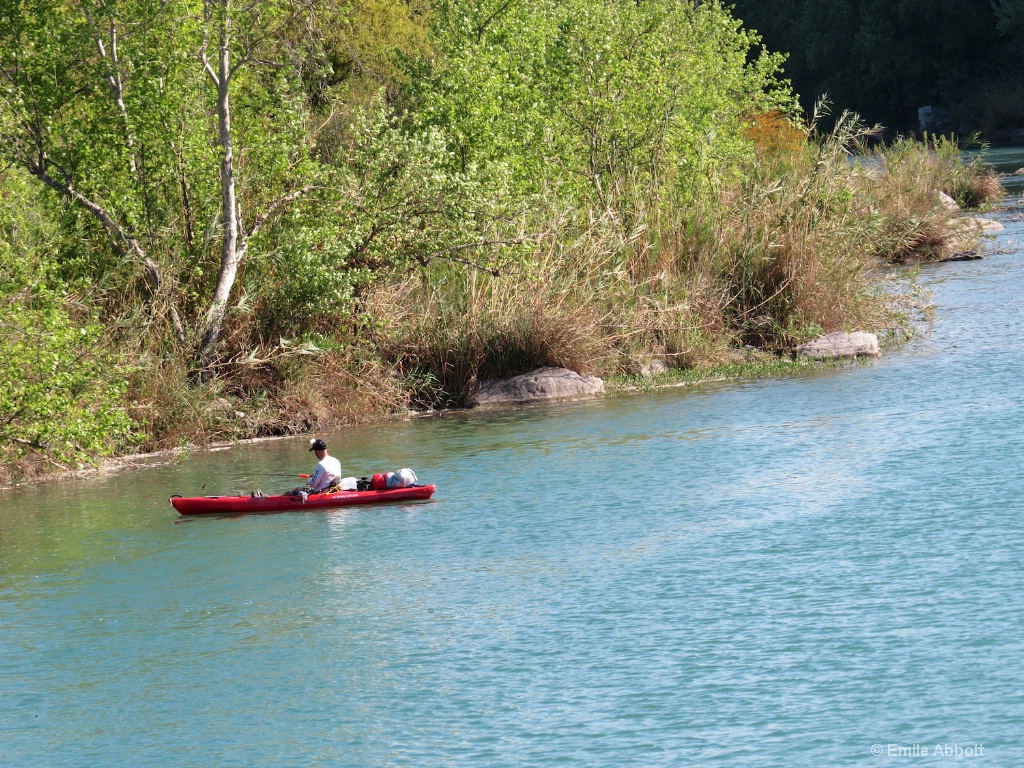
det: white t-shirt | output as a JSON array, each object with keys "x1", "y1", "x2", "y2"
[{"x1": 307, "y1": 454, "x2": 342, "y2": 491}]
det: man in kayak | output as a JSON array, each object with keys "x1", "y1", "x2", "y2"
[{"x1": 286, "y1": 438, "x2": 342, "y2": 496}]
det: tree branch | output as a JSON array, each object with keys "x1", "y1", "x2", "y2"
[
  {"x1": 26, "y1": 159, "x2": 186, "y2": 342},
  {"x1": 243, "y1": 185, "x2": 316, "y2": 241},
  {"x1": 476, "y1": 0, "x2": 514, "y2": 42},
  {"x1": 197, "y1": 13, "x2": 220, "y2": 87},
  {"x1": 7, "y1": 436, "x2": 47, "y2": 450},
  {"x1": 199, "y1": 49, "x2": 220, "y2": 86}
]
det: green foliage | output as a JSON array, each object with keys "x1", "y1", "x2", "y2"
[
  {"x1": 412, "y1": 0, "x2": 795, "y2": 208},
  {"x1": 252, "y1": 96, "x2": 522, "y2": 337},
  {"x1": 0, "y1": 0, "x2": 990, "y2": 475},
  {"x1": 0, "y1": 0, "x2": 207, "y2": 274},
  {"x1": 0, "y1": 172, "x2": 134, "y2": 468},
  {"x1": 0, "y1": 298, "x2": 133, "y2": 464},
  {"x1": 305, "y1": 0, "x2": 430, "y2": 93}
]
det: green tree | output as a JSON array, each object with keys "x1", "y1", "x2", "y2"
[
  {"x1": 411, "y1": 0, "x2": 792, "y2": 209},
  {"x1": 0, "y1": 0, "x2": 198, "y2": 339}
]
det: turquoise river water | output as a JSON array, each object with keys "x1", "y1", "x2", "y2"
[{"x1": 3, "y1": 160, "x2": 1024, "y2": 767}]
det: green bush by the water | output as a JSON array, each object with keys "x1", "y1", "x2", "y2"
[{"x1": 0, "y1": 172, "x2": 134, "y2": 482}]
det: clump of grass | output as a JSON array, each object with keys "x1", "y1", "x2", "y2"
[
  {"x1": 714, "y1": 115, "x2": 886, "y2": 347},
  {"x1": 944, "y1": 160, "x2": 1005, "y2": 208},
  {"x1": 366, "y1": 228, "x2": 627, "y2": 407},
  {"x1": 903, "y1": 135, "x2": 1004, "y2": 207},
  {"x1": 127, "y1": 355, "x2": 241, "y2": 451},
  {"x1": 857, "y1": 135, "x2": 1002, "y2": 263},
  {"x1": 273, "y1": 353, "x2": 410, "y2": 429},
  {"x1": 127, "y1": 340, "x2": 413, "y2": 450}
]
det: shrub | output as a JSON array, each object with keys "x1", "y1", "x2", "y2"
[{"x1": 0, "y1": 172, "x2": 135, "y2": 479}]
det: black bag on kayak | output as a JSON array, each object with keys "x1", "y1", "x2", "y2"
[{"x1": 356, "y1": 477, "x2": 373, "y2": 491}]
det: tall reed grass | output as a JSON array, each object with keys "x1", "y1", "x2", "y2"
[{"x1": 365, "y1": 117, "x2": 1002, "y2": 407}]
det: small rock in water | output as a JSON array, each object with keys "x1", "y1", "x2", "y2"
[
  {"x1": 966, "y1": 216, "x2": 1004, "y2": 233},
  {"x1": 944, "y1": 250, "x2": 983, "y2": 262},
  {"x1": 796, "y1": 332, "x2": 880, "y2": 360}
]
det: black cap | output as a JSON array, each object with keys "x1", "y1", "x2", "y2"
[{"x1": 309, "y1": 438, "x2": 327, "y2": 452}]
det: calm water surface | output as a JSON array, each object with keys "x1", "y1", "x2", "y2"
[{"x1": 2, "y1": 161, "x2": 1024, "y2": 767}]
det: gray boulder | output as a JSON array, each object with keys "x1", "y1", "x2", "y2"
[
  {"x1": 933, "y1": 190, "x2": 960, "y2": 211},
  {"x1": 918, "y1": 105, "x2": 952, "y2": 134},
  {"x1": 470, "y1": 367, "x2": 605, "y2": 407},
  {"x1": 796, "y1": 332, "x2": 880, "y2": 360},
  {"x1": 966, "y1": 216, "x2": 1004, "y2": 233}
]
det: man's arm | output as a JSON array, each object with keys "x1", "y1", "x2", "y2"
[{"x1": 307, "y1": 466, "x2": 325, "y2": 489}]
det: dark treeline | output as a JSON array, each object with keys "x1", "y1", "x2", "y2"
[{"x1": 730, "y1": 0, "x2": 1024, "y2": 134}]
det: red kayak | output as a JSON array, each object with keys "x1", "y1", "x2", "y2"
[{"x1": 170, "y1": 485, "x2": 436, "y2": 515}]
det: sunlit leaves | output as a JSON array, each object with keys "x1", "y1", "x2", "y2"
[
  {"x1": 411, "y1": 0, "x2": 795, "y2": 208},
  {"x1": 0, "y1": 172, "x2": 134, "y2": 465}
]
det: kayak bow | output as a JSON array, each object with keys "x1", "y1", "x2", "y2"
[{"x1": 170, "y1": 485, "x2": 436, "y2": 515}]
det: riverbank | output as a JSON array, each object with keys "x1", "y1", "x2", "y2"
[
  {"x1": 0, "y1": 342, "x2": 942, "y2": 491},
  {"x1": 0, "y1": 134, "x2": 1006, "y2": 489},
  {"x1": 0, "y1": 355, "x2": 819, "y2": 489}
]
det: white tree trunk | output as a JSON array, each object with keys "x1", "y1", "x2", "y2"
[
  {"x1": 198, "y1": 0, "x2": 239, "y2": 377},
  {"x1": 194, "y1": 0, "x2": 312, "y2": 378}
]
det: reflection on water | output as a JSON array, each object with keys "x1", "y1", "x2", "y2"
[{"x1": 2, "y1": 157, "x2": 1024, "y2": 766}]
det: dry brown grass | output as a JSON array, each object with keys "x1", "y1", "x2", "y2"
[
  {"x1": 859, "y1": 136, "x2": 999, "y2": 262},
  {"x1": 126, "y1": 345, "x2": 411, "y2": 452},
  {"x1": 273, "y1": 355, "x2": 410, "y2": 430}
]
